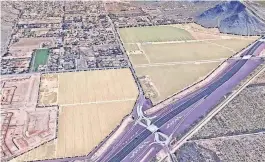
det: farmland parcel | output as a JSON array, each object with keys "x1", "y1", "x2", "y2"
[
  {"x1": 136, "y1": 62, "x2": 221, "y2": 104},
  {"x1": 119, "y1": 26, "x2": 194, "y2": 43},
  {"x1": 58, "y1": 69, "x2": 138, "y2": 105},
  {"x1": 119, "y1": 24, "x2": 258, "y2": 104},
  {"x1": 12, "y1": 68, "x2": 139, "y2": 161}
]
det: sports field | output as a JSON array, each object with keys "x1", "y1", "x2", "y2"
[
  {"x1": 58, "y1": 69, "x2": 138, "y2": 105},
  {"x1": 136, "y1": 62, "x2": 221, "y2": 104},
  {"x1": 32, "y1": 48, "x2": 49, "y2": 71},
  {"x1": 119, "y1": 26, "x2": 194, "y2": 43}
]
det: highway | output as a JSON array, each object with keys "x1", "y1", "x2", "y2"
[
  {"x1": 37, "y1": 39, "x2": 264, "y2": 162},
  {"x1": 107, "y1": 40, "x2": 264, "y2": 162}
]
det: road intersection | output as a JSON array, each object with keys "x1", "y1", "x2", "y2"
[
  {"x1": 103, "y1": 38, "x2": 265, "y2": 162},
  {"x1": 40, "y1": 38, "x2": 264, "y2": 162}
]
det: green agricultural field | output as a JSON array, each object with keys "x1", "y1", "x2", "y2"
[
  {"x1": 119, "y1": 26, "x2": 194, "y2": 43},
  {"x1": 32, "y1": 48, "x2": 49, "y2": 71}
]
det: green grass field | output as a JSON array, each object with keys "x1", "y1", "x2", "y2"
[
  {"x1": 119, "y1": 26, "x2": 194, "y2": 43},
  {"x1": 33, "y1": 48, "x2": 49, "y2": 71}
]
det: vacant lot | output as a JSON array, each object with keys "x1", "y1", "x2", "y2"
[
  {"x1": 10, "y1": 37, "x2": 56, "y2": 51},
  {"x1": 119, "y1": 26, "x2": 194, "y2": 43},
  {"x1": 12, "y1": 68, "x2": 138, "y2": 161},
  {"x1": 176, "y1": 133, "x2": 265, "y2": 162},
  {"x1": 141, "y1": 42, "x2": 234, "y2": 63},
  {"x1": 129, "y1": 54, "x2": 149, "y2": 65},
  {"x1": 10, "y1": 140, "x2": 57, "y2": 162},
  {"x1": 119, "y1": 24, "x2": 258, "y2": 105},
  {"x1": 58, "y1": 69, "x2": 138, "y2": 105},
  {"x1": 208, "y1": 38, "x2": 257, "y2": 53},
  {"x1": 32, "y1": 48, "x2": 49, "y2": 71},
  {"x1": 11, "y1": 100, "x2": 136, "y2": 161},
  {"x1": 124, "y1": 43, "x2": 139, "y2": 52},
  {"x1": 38, "y1": 74, "x2": 58, "y2": 106},
  {"x1": 135, "y1": 62, "x2": 221, "y2": 104},
  {"x1": 192, "y1": 85, "x2": 265, "y2": 140}
]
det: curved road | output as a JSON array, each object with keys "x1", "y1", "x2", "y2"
[{"x1": 107, "y1": 40, "x2": 265, "y2": 162}]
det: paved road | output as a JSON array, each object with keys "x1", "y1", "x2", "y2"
[
  {"x1": 39, "y1": 39, "x2": 264, "y2": 162},
  {"x1": 106, "y1": 40, "x2": 265, "y2": 162}
]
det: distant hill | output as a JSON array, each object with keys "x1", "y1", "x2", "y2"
[{"x1": 195, "y1": 1, "x2": 265, "y2": 35}]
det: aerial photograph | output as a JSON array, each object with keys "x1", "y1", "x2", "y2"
[{"x1": 0, "y1": 0, "x2": 264, "y2": 162}]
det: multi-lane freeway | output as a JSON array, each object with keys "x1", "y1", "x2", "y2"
[
  {"x1": 39, "y1": 38, "x2": 264, "y2": 162},
  {"x1": 106, "y1": 39, "x2": 265, "y2": 162}
]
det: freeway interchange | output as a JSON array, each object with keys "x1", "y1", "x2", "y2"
[
  {"x1": 100, "y1": 38, "x2": 265, "y2": 162},
  {"x1": 40, "y1": 38, "x2": 264, "y2": 162}
]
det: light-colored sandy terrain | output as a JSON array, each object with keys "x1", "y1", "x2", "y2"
[
  {"x1": 1, "y1": 74, "x2": 58, "y2": 161},
  {"x1": 58, "y1": 69, "x2": 138, "y2": 105},
  {"x1": 18, "y1": 17, "x2": 62, "y2": 24},
  {"x1": 10, "y1": 37, "x2": 56, "y2": 52},
  {"x1": 250, "y1": 71, "x2": 265, "y2": 84},
  {"x1": 12, "y1": 68, "x2": 138, "y2": 161},
  {"x1": 38, "y1": 74, "x2": 58, "y2": 106},
  {"x1": 171, "y1": 23, "x2": 259, "y2": 40},
  {"x1": 1, "y1": 74, "x2": 40, "y2": 108},
  {"x1": 129, "y1": 54, "x2": 149, "y2": 65},
  {"x1": 207, "y1": 39, "x2": 257, "y2": 53},
  {"x1": 3, "y1": 48, "x2": 34, "y2": 59},
  {"x1": 135, "y1": 62, "x2": 221, "y2": 104},
  {"x1": 10, "y1": 140, "x2": 57, "y2": 162}
]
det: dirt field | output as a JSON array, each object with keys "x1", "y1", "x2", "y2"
[
  {"x1": 1, "y1": 74, "x2": 58, "y2": 161},
  {"x1": 129, "y1": 54, "x2": 149, "y2": 65},
  {"x1": 11, "y1": 100, "x2": 136, "y2": 161},
  {"x1": 11, "y1": 68, "x2": 138, "y2": 161},
  {"x1": 58, "y1": 69, "x2": 138, "y2": 105},
  {"x1": 124, "y1": 43, "x2": 140, "y2": 52},
  {"x1": 170, "y1": 23, "x2": 259, "y2": 40},
  {"x1": 119, "y1": 26, "x2": 194, "y2": 43},
  {"x1": 1, "y1": 74, "x2": 40, "y2": 108},
  {"x1": 119, "y1": 24, "x2": 258, "y2": 105},
  {"x1": 208, "y1": 39, "x2": 257, "y2": 53},
  {"x1": 141, "y1": 42, "x2": 234, "y2": 63},
  {"x1": 10, "y1": 140, "x2": 57, "y2": 162},
  {"x1": 56, "y1": 101, "x2": 136, "y2": 157},
  {"x1": 135, "y1": 62, "x2": 221, "y2": 104},
  {"x1": 38, "y1": 74, "x2": 58, "y2": 106},
  {"x1": 10, "y1": 37, "x2": 56, "y2": 52}
]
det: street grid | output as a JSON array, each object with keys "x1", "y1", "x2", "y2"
[{"x1": 1, "y1": 1, "x2": 264, "y2": 162}]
